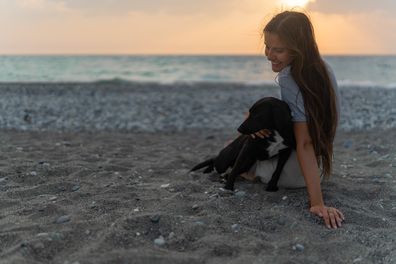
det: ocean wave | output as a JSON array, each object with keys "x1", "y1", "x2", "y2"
[{"x1": 5, "y1": 78, "x2": 389, "y2": 90}]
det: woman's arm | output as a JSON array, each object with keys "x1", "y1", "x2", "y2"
[{"x1": 294, "y1": 122, "x2": 344, "y2": 229}]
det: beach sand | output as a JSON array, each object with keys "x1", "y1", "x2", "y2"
[{"x1": 0, "y1": 128, "x2": 395, "y2": 264}]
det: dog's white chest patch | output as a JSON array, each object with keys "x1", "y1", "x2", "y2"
[{"x1": 267, "y1": 130, "x2": 288, "y2": 157}]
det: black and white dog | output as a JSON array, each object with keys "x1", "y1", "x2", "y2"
[{"x1": 191, "y1": 97, "x2": 296, "y2": 191}]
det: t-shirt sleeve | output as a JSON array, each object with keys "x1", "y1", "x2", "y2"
[{"x1": 279, "y1": 75, "x2": 307, "y2": 122}]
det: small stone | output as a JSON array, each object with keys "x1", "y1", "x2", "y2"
[
  {"x1": 150, "y1": 214, "x2": 161, "y2": 223},
  {"x1": 160, "y1": 183, "x2": 170, "y2": 188},
  {"x1": 231, "y1": 224, "x2": 241, "y2": 232},
  {"x1": 133, "y1": 208, "x2": 140, "y2": 212},
  {"x1": 343, "y1": 140, "x2": 353, "y2": 148},
  {"x1": 292, "y1": 243, "x2": 304, "y2": 252},
  {"x1": 168, "y1": 232, "x2": 175, "y2": 239},
  {"x1": 0, "y1": 177, "x2": 8, "y2": 183},
  {"x1": 154, "y1": 236, "x2": 166, "y2": 246},
  {"x1": 30, "y1": 171, "x2": 37, "y2": 176},
  {"x1": 33, "y1": 242, "x2": 45, "y2": 250},
  {"x1": 36, "y1": 232, "x2": 49, "y2": 237},
  {"x1": 57, "y1": 186, "x2": 67, "y2": 191},
  {"x1": 235, "y1": 191, "x2": 246, "y2": 197},
  {"x1": 85, "y1": 230, "x2": 90, "y2": 235},
  {"x1": 71, "y1": 185, "x2": 81, "y2": 192},
  {"x1": 277, "y1": 217, "x2": 287, "y2": 225},
  {"x1": 55, "y1": 215, "x2": 71, "y2": 224},
  {"x1": 218, "y1": 188, "x2": 234, "y2": 197},
  {"x1": 353, "y1": 257, "x2": 363, "y2": 263},
  {"x1": 20, "y1": 241, "x2": 28, "y2": 247},
  {"x1": 194, "y1": 221, "x2": 205, "y2": 226},
  {"x1": 49, "y1": 196, "x2": 57, "y2": 201},
  {"x1": 49, "y1": 232, "x2": 64, "y2": 241},
  {"x1": 282, "y1": 196, "x2": 288, "y2": 200},
  {"x1": 192, "y1": 204, "x2": 199, "y2": 210}
]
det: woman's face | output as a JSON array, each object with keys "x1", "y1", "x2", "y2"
[{"x1": 264, "y1": 32, "x2": 293, "y2": 72}]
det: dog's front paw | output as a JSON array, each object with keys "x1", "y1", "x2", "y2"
[{"x1": 266, "y1": 185, "x2": 279, "y2": 192}]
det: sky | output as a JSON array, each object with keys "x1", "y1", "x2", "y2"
[{"x1": 0, "y1": 0, "x2": 396, "y2": 55}]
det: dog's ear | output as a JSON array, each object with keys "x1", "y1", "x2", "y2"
[
  {"x1": 238, "y1": 116, "x2": 259, "y2": 134},
  {"x1": 238, "y1": 108, "x2": 272, "y2": 134}
]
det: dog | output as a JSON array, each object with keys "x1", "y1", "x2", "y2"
[{"x1": 190, "y1": 97, "x2": 296, "y2": 191}]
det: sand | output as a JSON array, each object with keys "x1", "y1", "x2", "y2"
[{"x1": 0, "y1": 128, "x2": 395, "y2": 264}]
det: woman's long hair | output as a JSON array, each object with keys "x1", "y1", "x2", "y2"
[{"x1": 264, "y1": 11, "x2": 338, "y2": 177}]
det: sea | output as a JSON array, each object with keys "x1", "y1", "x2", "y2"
[{"x1": 0, "y1": 55, "x2": 396, "y2": 88}]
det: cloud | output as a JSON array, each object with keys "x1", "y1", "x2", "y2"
[
  {"x1": 307, "y1": 0, "x2": 396, "y2": 14},
  {"x1": 49, "y1": 0, "x2": 245, "y2": 16}
]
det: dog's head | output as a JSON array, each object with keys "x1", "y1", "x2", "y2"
[{"x1": 237, "y1": 97, "x2": 292, "y2": 135}]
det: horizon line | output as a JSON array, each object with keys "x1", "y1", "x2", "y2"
[{"x1": 1, "y1": 53, "x2": 396, "y2": 57}]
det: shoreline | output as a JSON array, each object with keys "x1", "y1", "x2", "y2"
[{"x1": 0, "y1": 82, "x2": 396, "y2": 132}]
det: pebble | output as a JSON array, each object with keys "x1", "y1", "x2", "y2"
[
  {"x1": 192, "y1": 204, "x2": 199, "y2": 210},
  {"x1": 49, "y1": 232, "x2": 64, "y2": 241},
  {"x1": 30, "y1": 171, "x2": 37, "y2": 176},
  {"x1": 194, "y1": 221, "x2": 205, "y2": 226},
  {"x1": 55, "y1": 215, "x2": 71, "y2": 224},
  {"x1": 218, "y1": 188, "x2": 234, "y2": 197},
  {"x1": 160, "y1": 183, "x2": 170, "y2": 188},
  {"x1": 235, "y1": 191, "x2": 246, "y2": 198},
  {"x1": 0, "y1": 177, "x2": 8, "y2": 183},
  {"x1": 168, "y1": 232, "x2": 175, "y2": 239},
  {"x1": 71, "y1": 185, "x2": 81, "y2": 192},
  {"x1": 20, "y1": 241, "x2": 28, "y2": 248},
  {"x1": 32, "y1": 242, "x2": 45, "y2": 250},
  {"x1": 353, "y1": 257, "x2": 363, "y2": 263},
  {"x1": 36, "y1": 232, "x2": 49, "y2": 237},
  {"x1": 150, "y1": 214, "x2": 161, "y2": 223},
  {"x1": 343, "y1": 140, "x2": 353, "y2": 148},
  {"x1": 58, "y1": 186, "x2": 67, "y2": 191},
  {"x1": 292, "y1": 244, "x2": 305, "y2": 252},
  {"x1": 154, "y1": 236, "x2": 166, "y2": 246},
  {"x1": 277, "y1": 217, "x2": 287, "y2": 226},
  {"x1": 231, "y1": 224, "x2": 241, "y2": 232}
]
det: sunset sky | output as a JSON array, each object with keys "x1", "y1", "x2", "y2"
[{"x1": 1, "y1": 0, "x2": 395, "y2": 55}]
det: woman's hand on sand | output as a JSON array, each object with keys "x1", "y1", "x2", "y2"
[
  {"x1": 310, "y1": 206, "x2": 345, "y2": 229},
  {"x1": 250, "y1": 129, "x2": 271, "y2": 139}
]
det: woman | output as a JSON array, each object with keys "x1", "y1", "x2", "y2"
[{"x1": 250, "y1": 11, "x2": 345, "y2": 229}]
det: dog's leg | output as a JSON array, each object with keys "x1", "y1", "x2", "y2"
[
  {"x1": 266, "y1": 148, "x2": 292, "y2": 192},
  {"x1": 224, "y1": 141, "x2": 256, "y2": 191},
  {"x1": 190, "y1": 158, "x2": 215, "y2": 173}
]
